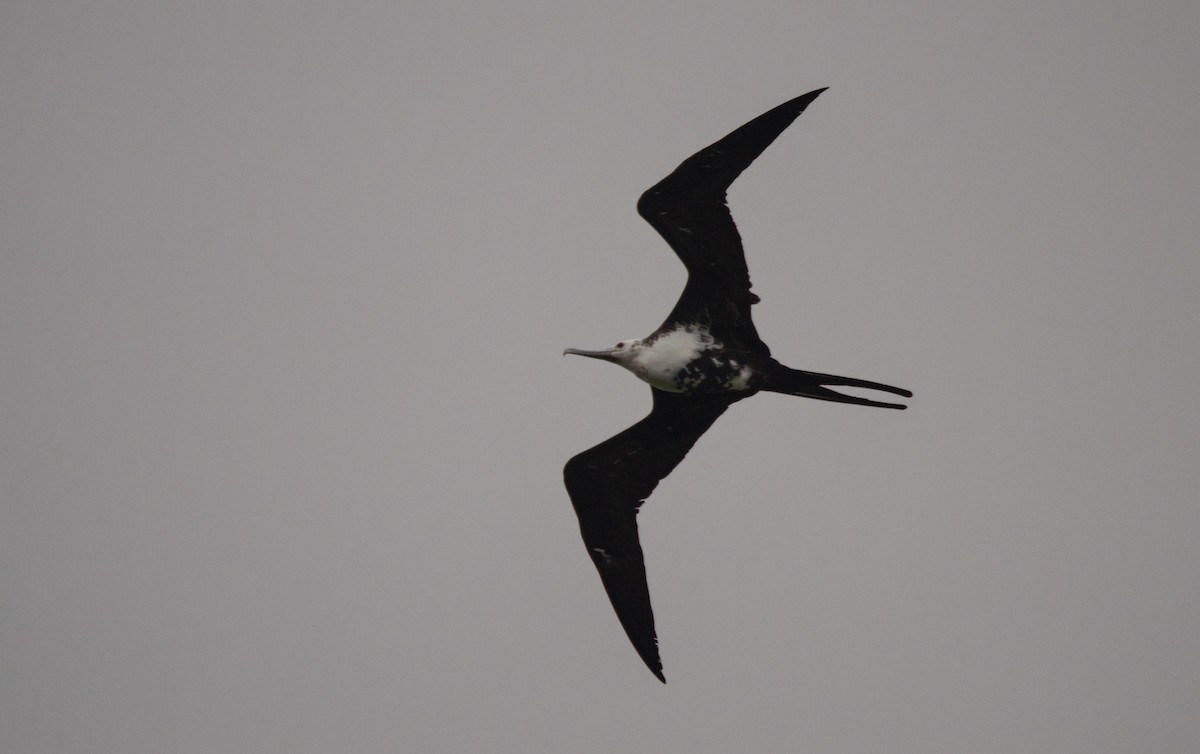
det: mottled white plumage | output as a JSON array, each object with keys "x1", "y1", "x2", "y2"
[{"x1": 595, "y1": 326, "x2": 757, "y2": 394}]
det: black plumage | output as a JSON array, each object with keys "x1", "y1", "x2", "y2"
[{"x1": 564, "y1": 89, "x2": 911, "y2": 682}]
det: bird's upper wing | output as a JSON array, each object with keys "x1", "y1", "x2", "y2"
[
  {"x1": 563, "y1": 389, "x2": 737, "y2": 682},
  {"x1": 636, "y1": 88, "x2": 827, "y2": 354}
]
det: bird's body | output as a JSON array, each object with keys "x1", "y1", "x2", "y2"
[
  {"x1": 563, "y1": 88, "x2": 911, "y2": 683},
  {"x1": 580, "y1": 326, "x2": 756, "y2": 394}
]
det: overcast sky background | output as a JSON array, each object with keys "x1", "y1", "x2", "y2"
[{"x1": 3, "y1": 2, "x2": 1199, "y2": 752}]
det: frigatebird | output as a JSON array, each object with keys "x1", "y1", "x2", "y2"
[{"x1": 562, "y1": 88, "x2": 911, "y2": 682}]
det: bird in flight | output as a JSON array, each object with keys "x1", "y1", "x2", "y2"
[{"x1": 562, "y1": 88, "x2": 911, "y2": 682}]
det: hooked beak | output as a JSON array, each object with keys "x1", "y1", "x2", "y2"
[{"x1": 562, "y1": 347, "x2": 619, "y2": 362}]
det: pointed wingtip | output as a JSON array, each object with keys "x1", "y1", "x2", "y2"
[
  {"x1": 797, "y1": 87, "x2": 828, "y2": 110},
  {"x1": 645, "y1": 656, "x2": 666, "y2": 683},
  {"x1": 638, "y1": 640, "x2": 667, "y2": 683}
]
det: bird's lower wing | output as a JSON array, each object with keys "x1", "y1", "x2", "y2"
[{"x1": 563, "y1": 390, "x2": 736, "y2": 682}]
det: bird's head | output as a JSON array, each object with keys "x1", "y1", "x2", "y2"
[{"x1": 562, "y1": 339, "x2": 643, "y2": 366}]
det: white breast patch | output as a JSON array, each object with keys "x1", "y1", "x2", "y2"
[{"x1": 630, "y1": 326, "x2": 716, "y2": 391}]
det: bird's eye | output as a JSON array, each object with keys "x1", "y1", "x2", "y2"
[{"x1": 614, "y1": 342, "x2": 623, "y2": 348}]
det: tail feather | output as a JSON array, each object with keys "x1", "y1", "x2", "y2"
[{"x1": 763, "y1": 367, "x2": 911, "y2": 409}]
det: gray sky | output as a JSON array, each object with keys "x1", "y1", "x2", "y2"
[{"x1": 3, "y1": 1, "x2": 1199, "y2": 752}]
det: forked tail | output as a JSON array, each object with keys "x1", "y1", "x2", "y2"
[{"x1": 763, "y1": 366, "x2": 912, "y2": 409}]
